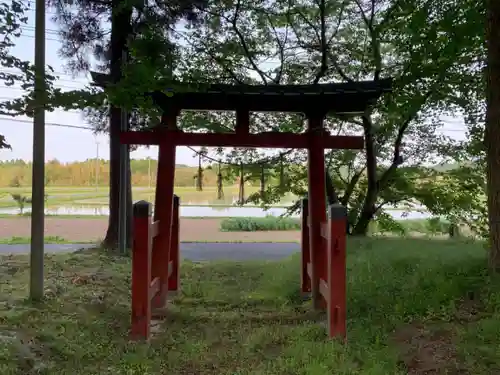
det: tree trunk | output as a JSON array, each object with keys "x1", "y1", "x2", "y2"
[
  {"x1": 101, "y1": 1, "x2": 133, "y2": 250},
  {"x1": 352, "y1": 116, "x2": 378, "y2": 236},
  {"x1": 325, "y1": 171, "x2": 352, "y2": 234},
  {"x1": 101, "y1": 107, "x2": 121, "y2": 249},
  {"x1": 351, "y1": 192, "x2": 377, "y2": 236},
  {"x1": 325, "y1": 171, "x2": 339, "y2": 205},
  {"x1": 102, "y1": 113, "x2": 133, "y2": 249},
  {"x1": 486, "y1": 0, "x2": 500, "y2": 270}
]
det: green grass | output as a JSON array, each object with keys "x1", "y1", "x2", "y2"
[
  {"x1": 0, "y1": 186, "x2": 277, "y2": 208},
  {"x1": 0, "y1": 236, "x2": 98, "y2": 244},
  {"x1": 0, "y1": 186, "x2": 408, "y2": 212},
  {"x1": 219, "y1": 216, "x2": 458, "y2": 236},
  {"x1": 220, "y1": 215, "x2": 302, "y2": 231},
  {"x1": 0, "y1": 238, "x2": 498, "y2": 374},
  {"x1": 371, "y1": 217, "x2": 451, "y2": 234}
]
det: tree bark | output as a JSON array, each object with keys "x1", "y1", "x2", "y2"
[
  {"x1": 325, "y1": 170, "x2": 339, "y2": 205},
  {"x1": 485, "y1": 0, "x2": 500, "y2": 270},
  {"x1": 102, "y1": 116, "x2": 133, "y2": 249},
  {"x1": 352, "y1": 115, "x2": 378, "y2": 236},
  {"x1": 325, "y1": 171, "x2": 353, "y2": 234},
  {"x1": 101, "y1": 0, "x2": 133, "y2": 249}
]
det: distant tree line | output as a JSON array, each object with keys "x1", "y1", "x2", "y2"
[{"x1": 0, "y1": 158, "x2": 225, "y2": 188}]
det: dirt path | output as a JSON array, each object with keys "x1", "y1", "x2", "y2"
[{"x1": 0, "y1": 218, "x2": 301, "y2": 242}]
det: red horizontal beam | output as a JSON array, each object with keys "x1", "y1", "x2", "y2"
[{"x1": 120, "y1": 131, "x2": 364, "y2": 150}]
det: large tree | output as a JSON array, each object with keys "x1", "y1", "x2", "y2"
[
  {"x1": 173, "y1": 0, "x2": 484, "y2": 235},
  {"x1": 49, "y1": 0, "x2": 206, "y2": 248},
  {"x1": 47, "y1": 0, "x2": 486, "y2": 239},
  {"x1": 486, "y1": 0, "x2": 500, "y2": 269}
]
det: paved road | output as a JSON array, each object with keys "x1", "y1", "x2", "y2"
[{"x1": 0, "y1": 242, "x2": 301, "y2": 261}]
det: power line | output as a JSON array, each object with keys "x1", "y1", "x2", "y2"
[
  {"x1": 0, "y1": 83, "x2": 88, "y2": 91},
  {"x1": 0, "y1": 69, "x2": 90, "y2": 85},
  {"x1": 16, "y1": 32, "x2": 60, "y2": 43},
  {"x1": 0, "y1": 67, "x2": 92, "y2": 81},
  {"x1": 21, "y1": 25, "x2": 60, "y2": 35},
  {"x1": 0, "y1": 116, "x2": 94, "y2": 131},
  {"x1": 0, "y1": 69, "x2": 91, "y2": 90}
]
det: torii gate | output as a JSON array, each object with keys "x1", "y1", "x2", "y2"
[{"x1": 92, "y1": 73, "x2": 392, "y2": 341}]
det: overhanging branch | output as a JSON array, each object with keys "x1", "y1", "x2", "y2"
[
  {"x1": 377, "y1": 90, "x2": 434, "y2": 190},
  {"x1": 230, "y1": 0, "x2": 269, "y2": 84},
  {"x1": 354, "y1": 0, "x2": 382, "y2": 81},
  {"x1": 313, "y1": 0, "x2": 328, "y2": 84}
]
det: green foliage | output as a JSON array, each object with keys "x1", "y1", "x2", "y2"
[
  {"x1": 220, "y1": 216, "x2": 301, "y2": 232},
  {"x1": 373, "y1": 211, "x2": 408, "y2": 236},
  {"x1": 33, "y1": 0, "x2": 487, "y2": 238},
  {"x1": 10, "y1": 193, "x2": 30, "y2": 214},
  {"x1": 373, "y1": 217, "x2": 452, "y2": 236},
  {"x1": 219, "y1": 214, "x2": 457, "y2": 236},
  {"x1": 166, "y1": 0, "x2": 486, "y2": 236},
  {"x1": 0, "y1": 0, "x2": 31, "y2": 148},
  {"x1": 217, "y1": 214, "x2": 451, "y2": 236},
  {"x1": 47, "y1": 0, "x2": 210, "y2": 130},
  {"x1": 415, "y1": 166, "x2": 487, "y2": 237},
  {"x1": 0, "y1": 1, "x2": 70, "y2": 119},
  {"x1": 426, "y1": 217, "x2": 452, "y2": 235}
]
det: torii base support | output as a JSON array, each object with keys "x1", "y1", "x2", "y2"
[
  {"x1": 130, "y1": 196, "x2": 180, "y2": 340},
  {"x1": 301, "y1": 199, "x2": 347, "y2": 340}
]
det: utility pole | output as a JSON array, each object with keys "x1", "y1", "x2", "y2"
[
  {"x1": 118, "y1": 51, "x2": 129, "y2": 255},
  {"x1": 30, "y1": 0, "x2": 46, "y2": 301}
]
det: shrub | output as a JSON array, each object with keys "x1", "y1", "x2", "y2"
[
  {"x1": 397, "y1": 217, "x2": 450, "y2": 235},
  {"x1": 220, "y1": 215, "x2": 301, "y2": 232},
  {"x1": 425, "y1": 217, "x2": 451, "y2": 235},
  {"x1": 10, "y1": 193, "x2": 31, "y2": 215},
  {"x1": 372, "y1": 218, "x2": 452, "y2": 236}
]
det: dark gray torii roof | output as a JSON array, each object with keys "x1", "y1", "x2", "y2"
[{"x1": 91, "y1": 71, "x2": 392, "y2": 115}]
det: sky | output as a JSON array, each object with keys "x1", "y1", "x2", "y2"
[{"x1": 0, "y1": 4, "x2": 469, "y2": 166}]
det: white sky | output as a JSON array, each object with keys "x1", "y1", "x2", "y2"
[{"x1": 0, "y1": 5, "x2": 469, "y2": 166}]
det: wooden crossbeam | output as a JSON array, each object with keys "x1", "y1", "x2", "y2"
[{"x1": 120, "y1": 131, "x2": 364, "y2": 150}]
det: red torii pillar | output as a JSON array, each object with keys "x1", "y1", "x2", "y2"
[
  {"x1": 151, "y1": 110, "x2": 178, "y2": 309},
  {"x1": 306, "y1": 112, "x2": 328, "y2": 309}
]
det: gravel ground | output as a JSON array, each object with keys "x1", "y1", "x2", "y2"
[{"x1": 0, "y1": 217, "x2": 301, "y2": 242}]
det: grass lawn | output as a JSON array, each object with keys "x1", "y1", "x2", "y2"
[
  {"x1": 0, "y1": 186, "x2": 273, "y2": 209},
  {"x1": 0, "y1": 236, "x2": 99, "y2": 245},
  {"x1": 1, "y1": 238, "x2": 499, "y2": 374},
  {"x1": 0, "y1": 236, "x2": 71, "y2": 244}
]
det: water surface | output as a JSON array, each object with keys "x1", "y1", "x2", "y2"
[{"x1": 0, "y1": 204, "x2": 431, "y2": 220}]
